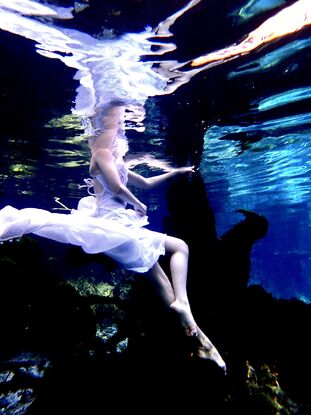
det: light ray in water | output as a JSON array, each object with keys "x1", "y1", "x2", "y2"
[
  {"x1": 231, "y1": 0, "x2": 286, "y2": 23},
  {"x1": 190, "y1": 0, "x2": 311, "y2": 67},
  {"x1": 228, "y1": 36, "x2": 311, "y2": 78},
  {"x1": 254, "y1": 87, "x2": 311, "y2": 112},
  {"x1": 146, "y1": 0, "x2": 311, "y2": 94}
]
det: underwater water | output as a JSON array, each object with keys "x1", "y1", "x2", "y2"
[{"x1": 0, "y1": 0, "x2": 311, "y2": 302}]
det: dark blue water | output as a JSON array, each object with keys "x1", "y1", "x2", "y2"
[{"x1": 1, "y1": 0, "x2": 311, "y2": 302}]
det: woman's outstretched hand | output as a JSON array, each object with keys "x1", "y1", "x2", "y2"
[{"x1": 173, "y1": 165, "x2": 196, "y2": 175}]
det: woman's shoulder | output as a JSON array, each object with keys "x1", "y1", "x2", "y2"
[{"x1": 91, "y1": 148, "x2": 115, "y2": 168}]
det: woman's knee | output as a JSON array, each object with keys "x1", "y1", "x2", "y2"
[
  {"x1": 179, "y1": 239, "x2": 189, "y2": 255},
  {"x1": 173, "y1": 237, "x2": 189, "y2": 255},
  {"x1": 165, "y1": 235, "x2": 189, "y2": 255}
]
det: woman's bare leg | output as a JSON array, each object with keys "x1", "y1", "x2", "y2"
[
  {"x1": 147, "y1": 262, "x2": 175, "y2": 305},
  {"x1": 164, "y1": 235, "x2": 197, "y2": 336},
  {"x1": 147, "y1": 247, "x2": 226, "y2": 372}
]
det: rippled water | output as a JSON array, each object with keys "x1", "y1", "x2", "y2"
[
  {"x1": 201, "y1": 121, "x2": 311, "y2": 302},
  {"x1": 1, "y1": 0, "x2": 311, "y2": 302}
]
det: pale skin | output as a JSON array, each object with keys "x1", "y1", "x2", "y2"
[{"x1": 89, "y1": 104, "x2": 226, "y2": 372}]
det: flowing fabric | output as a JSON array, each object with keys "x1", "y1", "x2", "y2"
[{"x1": 0, "y1": 158, "x2": 166, "y2": 273}]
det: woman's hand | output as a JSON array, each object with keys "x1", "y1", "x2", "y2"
[
  {"x1": 134, "y1": 201, "x2": 147, "y2": 216},
  {"x1": 173, "y1": 165, "x2": 196, "y2": 175}
]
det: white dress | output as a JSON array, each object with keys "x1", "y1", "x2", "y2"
[{"x1": 0, "y1": 158, "x2": 166, "y2": 273}]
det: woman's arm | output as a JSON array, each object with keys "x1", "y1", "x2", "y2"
[
  {"x1": 92, "y1": 149, "x2": 147, "y2": 215},
  {"x1": 127, "y1": 166, "x2": 195, "y2": 190}
]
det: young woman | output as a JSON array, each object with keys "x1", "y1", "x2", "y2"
[{"x1": 0, "y1": 102, "x2": 226, "y2": 372}]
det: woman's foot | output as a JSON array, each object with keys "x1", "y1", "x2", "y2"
[
  {"x1": 194, "y1": 328, "x2": 227, "y2": 373},
  {"x1": 169, "y1": 300, "x2": 198, "y2": 337}
]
